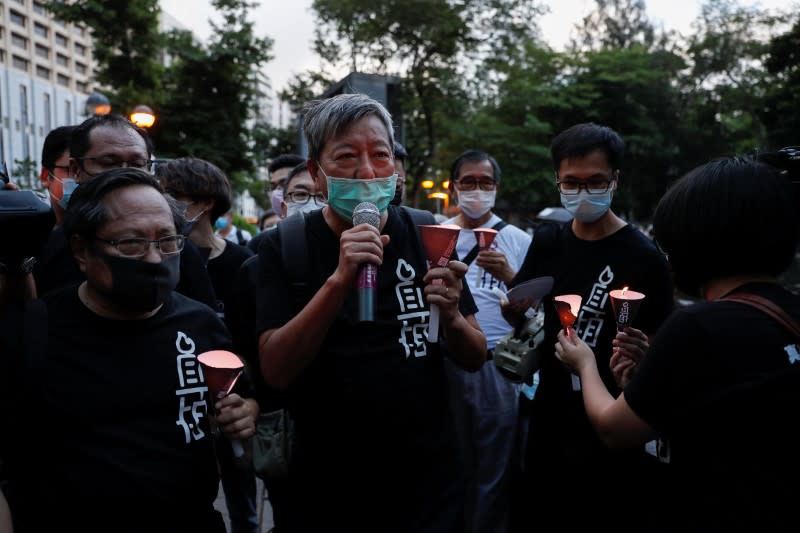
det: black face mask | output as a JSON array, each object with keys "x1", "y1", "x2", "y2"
[{"x1": 94, "y1": 250, "x2": 181, "y2": 312}]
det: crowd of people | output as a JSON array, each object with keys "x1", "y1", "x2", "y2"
[{"x1": 0, "y1": 92, "x2": 797, "y2": 533}]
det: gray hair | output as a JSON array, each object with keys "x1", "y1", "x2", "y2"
[{"x1": 302, "y1": 93, "x2": 395, "y2": 162}]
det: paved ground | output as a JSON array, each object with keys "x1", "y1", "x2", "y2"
[{"x1": 214, "y1": 478, "x2": 274, "y2": 533}]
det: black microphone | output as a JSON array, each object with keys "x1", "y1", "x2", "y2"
[{"x1": 353, "y1": 202, "x2": 380, "y2": 322}]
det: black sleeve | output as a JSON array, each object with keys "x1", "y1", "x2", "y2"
[{"x1": 175, "y1": 239, "x2": 217, "y2": 309}]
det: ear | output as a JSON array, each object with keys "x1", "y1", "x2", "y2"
[
  {"x1": 308, "y1": 160, "x2": 327, "y2": 198},
  {"x1": 612, "y1": 170, "x2": 621, "y2": 190},
  {"x1": 280, "y1": 200, "x2": 288, "y2": 218},
  {"x1": 70, "y1": 235, "x2": 90, "y2": 273},
  {"x1": 69, "y1": 159, "x2": 81, "y2": 180},
  {"x1": 39, "y1": 168, "x2": 50, "y2": 189}
]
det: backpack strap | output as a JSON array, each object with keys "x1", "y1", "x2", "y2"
[
  {"x1": 722, "y1": 293, "x2": 800, "y2": 339},
  {"x1": 456, "y1": 219, "x2": 509, "y2": 265},
  {"x1": 277, "y1": 212, "x2": 310, "y2": 313}
]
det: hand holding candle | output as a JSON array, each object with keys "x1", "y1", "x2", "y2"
[
  {"x1": 553, "y1": 294, "x2": 583, "y2": 390},
  {"x1": 197, "y1": 350, "x2": 246, "y2": 458},
  {"x1": 419, "y1": 224, "x2": 461, "y2": 342},
  {"x1": 473, "y1": 227, "x2": 498, "y2": 284}
]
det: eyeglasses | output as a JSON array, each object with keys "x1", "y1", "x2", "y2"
[
  {"x1": 285, "y1": 190, "x2": 326, "y2": 205},
  {"x1": 94, "y1": 235, "x2": 185, "y2": 258},
  {"x1": 654, "y1": 239, "x2": 669, "y2": 260},
  {"x1": 556, "y1": 179, "x2": 615, "y2": 195},
  {"x1": 78, "y1": 156, "x2": 154, "y2": 176},
  {"x1": 454, "y1": 178, "x2": 497, "y2": 191}
]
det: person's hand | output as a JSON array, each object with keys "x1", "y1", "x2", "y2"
[
  {"x1": 610, "y1": 327, "x2": 649, "y2": 388},
  {"x1": 3, "y1": 181, "x2": 19, "y2": 191},
  {"x1": 333, "y1": 223, "x2": 391, "y2": 286},
  {"x1": 423, "y1": 259, "x2": 467, "y2": 325},
  {"x1": 475, "y1": 250, "x2": 514, "y2": 284},
  {"x1": 499, "y1": 295, "x2": 536, "y2": 329},
  {"x1": 215, "y1": 394, "x2": 258, "y2": 440},
  {"x1": 555, "y1": 327, "x2": 595, "y2": 374}
]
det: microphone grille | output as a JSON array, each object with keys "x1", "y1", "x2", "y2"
[{"x1": 353, "y1": 202, "x2": 380, "y2": 228}]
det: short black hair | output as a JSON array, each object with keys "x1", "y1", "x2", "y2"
[
  {"x1": 155, "y1": 157, "x2": 232, "y2": 223},
  {"x1": 69, "y1": 114, "x2": 153, "y2": 160},
  {"x1": 550, "y1": 123, "x2": 625, "y2": 172},
  {"x1": 268, "y1": 154, "x2": 305, "y2": 174},
  {"x1": 450, "y1": 149, "x2": 501, "y2": 183},
  {"x1": 653, "y1": 156, "x2": 799, "y2": 292},
  {"x1": 63, "y1": 167, "x2": 183, "y2": 242},
  {"x1": 41, "y1": 125, "x2": 76, "y2": 171},
  {"x1": 282, "y1": 162, "x2": 311, "y2": 195},
  {"x1": 394, "y1": 142, "x2": 408, "y2": 161}
]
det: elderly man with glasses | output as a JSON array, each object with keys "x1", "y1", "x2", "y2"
[
  {"x1": 0, "y1": 168, "x2": 256, "y2": 532},
  {"x1": 505, "y1": 122, "x2": 675, "y2": 533}
]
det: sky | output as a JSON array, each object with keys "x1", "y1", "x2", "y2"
[{"x1": 159, "y1": 0, "x2": 793, "y2": 104}]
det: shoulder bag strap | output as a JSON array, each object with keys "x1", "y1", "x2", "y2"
[
  {"x1": 722, "y1": 293, "x2": 800, "y2": 339},
  {"x1": 277, "y1": 212, "x2": 309, "y2": 313}
]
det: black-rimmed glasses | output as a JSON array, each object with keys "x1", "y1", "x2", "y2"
[
  {"x1": 556, "y1": 179, "x2": 615, "y2": 195},
  {"x1": 454, "y1": 178, "x2": 497, "y2": 191},
  {"x1": 94, "y1": 235, "x2": 185, "y2": 258},
  {"x1": 285, "y1": 191, "x2": 326, "y2": 205},
  {"x1": 77, "y1": 156, "x2": 154, "y2": 176}
]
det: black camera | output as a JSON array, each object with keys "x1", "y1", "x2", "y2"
[
  {"x1": 0, "y1": 161, "x2": 55, "y2": 267},
  {"x1": 756, "y1": 146, "x2": 799, "y2": 183}
]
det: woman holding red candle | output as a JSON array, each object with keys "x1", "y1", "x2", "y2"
[{"x1": 556, "y1": 156, "x2": 799, "y2": 531}]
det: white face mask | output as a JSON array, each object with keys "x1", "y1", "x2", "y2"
[
  {"x1": 285, "y1": 199, "x2": 325, "y2": 218},
  {"x1": 457, "y1": 189, "x2": 496, "y2": 219}
]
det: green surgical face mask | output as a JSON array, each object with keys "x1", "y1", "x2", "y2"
[{"x1": 318, "y1": 164, "x2": 397, "y2": 222}]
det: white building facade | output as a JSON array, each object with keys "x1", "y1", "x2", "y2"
[{"x1": 0, "y1": 0, "x2": 95, "y2": 189}]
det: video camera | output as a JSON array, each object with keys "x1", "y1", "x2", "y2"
[
  {"x1": 0, "y1": 161, "x2": 55, "y2": 268},
  {"x1": 493, "y1": 307, "x2": 546, "y2": 383}
]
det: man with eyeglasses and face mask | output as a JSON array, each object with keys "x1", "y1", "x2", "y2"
[
  {"x1": 506, "y1": 123, "x2": 674, "y2": 533},
  {"x1": 254, "y1": 93, "x2": 487, "y2": 532},
  {"x1": 443, "y1": 149, "x2": 531, "y2": 533},
  {"x1": 32, "y1": 114, "x2": 217, "y2": 308},
  {"x1": 0, "y1": 168, "x2": 256, "y2": 532}
]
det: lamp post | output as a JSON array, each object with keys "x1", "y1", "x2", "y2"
[
  {"x1": 85, "y1": 92, "x2": 111, "y2": 117},
  {"x1": 129, "y1": 104, "x2": 156, "y2": 128}
]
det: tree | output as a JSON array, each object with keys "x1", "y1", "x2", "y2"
[
  {"x1": 44, "y1": 0, "x2": 165, "y2": 116},
  {"x1": 152, "y1": 0, "x2": 273, "y2": 191}
]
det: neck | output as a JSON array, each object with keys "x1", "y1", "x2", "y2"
[
  {"x1": 190, "y1": 221, "x2": 226, "y2": 258},
  {"x1": 571, "y1": 210, "x2": 626, "y2": 240},
  {"x1": 703, "y1": 274, "x2": 776, "y2": 301},
  {"x1": 458, "y1": 211, "x2": 493, "y2": 229},
  {"x1": 78, "y1": 281, "x2": 160, "y2": 320}
]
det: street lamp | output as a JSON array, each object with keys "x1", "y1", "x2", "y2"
[
  {"x1": 85, "y1": 92, "x2": 111, "y2": 117},
  {"x1": 129, "y1": 104, "x2": 156, "y2": 128}
]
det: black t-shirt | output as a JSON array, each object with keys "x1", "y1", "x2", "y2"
[
  {"x1": 255, "y1": 206, "x2": 476, "y2": 530},
  {"x1": 205, "y1": 240, "x2": 253, "y2": 318},
  {"x1": 32, "y1": 228, "x2": 218, "y2": 309},
  {"x1": 2, "y1": 287, "x2": 233, "y2": 532},
  {"x1": 625, "y1": 282, "x2": 800, "y2": 531},
  {"x1": 512, "y1": 222, "x2": 674, "y2": 463}
]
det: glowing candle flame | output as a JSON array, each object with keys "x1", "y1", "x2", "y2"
[{"x1": 621, "y1": 286, "x2": 629, "y2": 297}]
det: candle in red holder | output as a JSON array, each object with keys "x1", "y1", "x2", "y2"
[
  {"x1": 609, "y1": 286, "x2": 646, "y2": 331},
  {"x1": 553, "y1": 294, "x2": 582, "y2": 335}
]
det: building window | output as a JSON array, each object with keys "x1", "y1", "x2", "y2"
[
  {"x1": 55, "y1": 33, "x2": 68, "y2": 47},
  {"x1": 20, "y1": 85, "x2": 30, "y2": 161},
  {"x1": 35, "y1": 65, "x2": 50, "y2": 79},
  {"x1": 12, "y1": 0, "x2": 26, "y2": 5},
  {"x1": 10, "y1": 11, "x2": 27, "y2": 27},
  {"x1": 56, "y1": 53, "x2": 69, "y2": 67},
  {"x1": 75, "y1": 62, "x2": 87, "y2": 75},
  {"x1": 12, "y1": 55, "x2": 29, "y2": 71},
  {"x1": 34, "y1": 22, "x2": 48, "y2": 37},
  {"x1": 33, "y1": 1, "x2": 46, "y2": 14},
  {"x1": 74, "y1": 42, "x2": 86, "y2": 56},
  {"x1": 57, "y1": 74, "x2": 69, "y2": 87},
  {"x1": 35, "y1": 43, "x2": 49, "y2": 59},
  {"x1": 76, "y1": 81, "x2": 88, "y2": 93},
  {"x1": 11, "y1": 33, "x2": 28, "y2": 49},
  {"x1": 44, "y1": 93, "x2": 52, "y2": 134}
]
